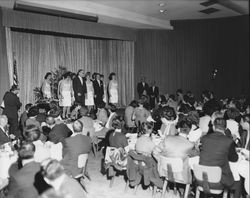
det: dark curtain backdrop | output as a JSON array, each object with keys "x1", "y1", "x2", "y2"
[
  {"x1": 135, "y1": 16, "x2": 249, "y2": 99},
  {"x1": 11, "y1": 30, "x2": 134, "y2": 107}
]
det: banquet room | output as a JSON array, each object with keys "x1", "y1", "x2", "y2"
[{"x1": 0, "y1": 0, "x2": 249, "y2": 198}]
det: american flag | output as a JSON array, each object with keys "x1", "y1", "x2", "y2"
[{"x1": 13, "y1": 52, "x2": 18, "y2": 86}]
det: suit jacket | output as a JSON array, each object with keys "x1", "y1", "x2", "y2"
[
  {"x1": 148, "y1": 86, "x2": 159, "y2": 108},
  {"x1": 199, "y1": 131, "x2": 238, "y2": 187},
  {"x1": 0, "y1": 127, "x2": 9, "y2": 145},
  {"x1": 73, "y1": 76, "x2": 87, "y2": 105},
  {"x1": 7, "y1": 161, "x2": 40, "y2": 198},
  {"x1": 137, "y1": 82, "x2": 149, "y2": 97},
  {"x1": 48, "y1": 123, "x2": 72, "y2": 144},
  {"x1": 93, "y1": 80, "x2": 104, "y2": 99},
  {"x1": 61, "y1": 134, "x2": 92, "y2": 177},
  {"x1": 2, "y1": 92, "x2": 22, "y2": 119}
]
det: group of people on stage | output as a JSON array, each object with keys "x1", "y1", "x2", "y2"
[{"x1": 41, "y1": 70, "x2": 118, "y2": 119}]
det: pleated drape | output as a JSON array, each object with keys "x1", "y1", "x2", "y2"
[{"x1": 11, "y1": 31, "x2": 134, "y2": 107}]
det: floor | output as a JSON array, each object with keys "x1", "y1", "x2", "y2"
[{"x1": 85, "y1": 151, "x2": 164, "y2": 198}]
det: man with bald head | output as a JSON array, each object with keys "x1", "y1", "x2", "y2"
[
  {"x1": 0, "y1": 115, "x2": 10, "y2": 145},
  {"x1": 61, "y1": 120, "x2": 92, "y2": 177}
]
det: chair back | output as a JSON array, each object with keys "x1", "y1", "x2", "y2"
[
  {"x1": 158, "y1": 155, "x2": 191, "y2": 184},
  {"x1": 193, "y1": 164, "x2": 221, "y2": 183},
  {"x1": 78, "y1": 154, "x2": 88, "y2": 168},
  {"x1": 105, "y1": 147, "x2": 127, "y2": 169}
]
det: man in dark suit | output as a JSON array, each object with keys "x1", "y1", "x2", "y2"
[
  {"x1": 137, "y1": 76, "x2": 149, "y2": 98},
  {"x1": 73, "y1": 69, "x2": 87, "y2": 106},
  {"x1": 7, "y1": 142, "x2": 40, "y2": 198},
  {"x1": 0, "y1": 115, "x2": 10, "y2": 146},
  {"x1": 61, "y1": 120, "x2": 92, "y2": 177},
  {"x1": 46, "y1": 116, "x2": 72, "y2": 144},
  {"x1": 41, "y1": 159, "x2": 86, "y2": 198},
  {"x1": 93, "y1": 73, "x2": 104, "y2": 107},
  {"x1": 199, "y1": 118, "x2": 239, "y2": 189},
  {"x1": 148, "y1": 81, "x2": 159, "y2": 109},
  {"x1": 2, "y1": 85, "x2": 22, "y2": 137}
]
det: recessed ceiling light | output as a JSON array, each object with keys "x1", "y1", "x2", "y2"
[
  {"x1": 159, "y1": 3, "x2": 165, "y2": 7},
  {"x1": 159, "y1": 9, "x2": 167, "y2": 13}
]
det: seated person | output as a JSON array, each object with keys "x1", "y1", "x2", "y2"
[
  {"x1": 0, "y1": 115, "x2": 10, "y2": 146},
  {"x1": 135, "y1": 122, "x2": 156, "y2": 156},
  {"x1": 25, "y1": 106, "x2": 40, "y2": 129},
  {"x1": 96, "y1": 101, "x2": 108, "y2": 125},
  {"x1": 78, "y1": 106, "x2": 95, "y2": 137},
  {"x1": 23, "y1": 125, "x2": 50, "y2": 162},
  {"x1": 105, "y1": 103, "x2": 118, "y2": 129},
  {"x1": 132, "y1": 98, "x2": 150, "y2": 127},
  {"x1": 124, "y1": 100, "x2": 138, "y2": 130},
  {"x1": 41, "y1": 159, "x2": 86, "y2": 198},
  {"x1": 186, "y1": 110, "x2": 202, "y2": 143},
  {"x1": 153, "y1": 119, "x2": 195, "y2": 161},
  {"x1": 199, "y1": 118, "x2": 239, "y2": 195},
  {"x1": 225, "y1": 108, "x2": 241, "y2": 140},
  {"x1": 240, "y1": 114, "x2": 250, "y2": 150},
  {"x1": 108, "y1": 116, "x2": 129, "y2": 151},
  {"x1": 61, "y1": 120, "x2": 91, "y2": 178},
  {"x1": 7, "y1": 141, "x2": 40, "y2": 198},
  {"x1": 19, "y1": 103, "x2": 32, "y2": 131},
  {"x1": 45, "y1": 115, "x2": 72, "y2": 144},
  {"x1": 158, "y1": 106, "x2": 178, "y2": 137}
]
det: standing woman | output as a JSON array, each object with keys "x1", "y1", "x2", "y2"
[
  {"x1": 85, "y1": 72, "x2": 95, "y2": 111},
  {"x1": 108, "y1": 72, "x2": 118, "y2": 105},
  {"x1": 58, "y1": 72, "x2": 74, "y2": 119},
  {"x1": 41, "y1": 72, "x2": 53, "y2": 99}
]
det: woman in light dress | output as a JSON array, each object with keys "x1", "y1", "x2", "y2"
[
  {"x1": 108, "y1": 72, "x2": 118, "y2": 105},
  {"x1": 85, "y1": 72, "x2": 95, "y2": 111},
  {"x1": 58, "y1": 72, "x2": 74, "y2": 119},
  {"x1": 41, "y1": 72, "x2": 52, "y2": 99}
]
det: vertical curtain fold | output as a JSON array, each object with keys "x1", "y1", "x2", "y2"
[
  {"x1": 11, "y1": 31, "x2": 134, "y2": 107},
  {"x1": 5, "y1": 27, "x2": 13, "y2": 86}
]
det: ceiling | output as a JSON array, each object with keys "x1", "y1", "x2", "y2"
[{"x1": 0, "y1": 0, "x2": 249, "y2": 29}]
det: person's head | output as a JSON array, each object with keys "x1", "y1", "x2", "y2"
[
  {"x1": 187, "y1": 111, "x2": 199, "y2": 126},
  {"x1": 108, "y1": 103, "x2": 117, "y2": 113},
  {"x1": 92, "y1": 72, "x2": 97, "y2": 80},
  {"x1": 72, "y1": 120, "x2": 83, "y2": 134},
  {"x1": 161, "y1": 106, "x2": 177, "y2": 121},
  {"x1": 150, "y1": 80, "x2": 156, "y2": 86},
  {"x1": 27, "y1": 106, "x2": 39, "y2": 118},
  {"x1": 41, "y1": 159, "x2": 65, "y2": 183},
  {"x1": 100, "y1": 74, "x2": 104, "y2": 81},
  {"x1": 10, "y1": 85, "x2": 20, "y2": 94},
  {"x1": 23, "y1": 125, "x2": 41, "y2": 142},
  {"x1": 169, "y1": 94, "x2": 176, "y2": 101},
  {"x1": 211, "y1": 111, "x2": 224, "y2": 123},
  {"x1": 25, "y1": 103, "x2": 33, "y2": 112},
  {"x1": 176, "y1": 89, "x2": 183, "y2": 96},
  {"x1": 201, "y1": 90, "x2": 211, "y2": 102},
  {"x1": 213, "y1": 117, "x2": 227, "y2": 132},
  {"x1": 129, "y1": 100, "x2": 138, "y2": 108},
  {"x1": 141, "y1": 76, "x2": 146, "y2": 82},
  {"x1": 186, "y1": 91, "x2": 193, "y2": 98},
  {"x1": 109, "y1": 72, "x2": 116, "y2": 81},
  {"x1": 159, "y1": 95, "x2": 167, "y2": 104},
  {"x1": 97, "y1": 101, "x2": 106, "y2": 109},
  {"x1": 44, "y1": 72, "x2": 52, "y2": 80},
  {"x1": 225, "y1": 108, "x2": 240, "y2": 121},
  {"x1": 79, "y1": 106, "x2": 88, "y2": 117},
  {"x1": 18, "y1": 141, "x2": 35, "y2": 160},
  {"x1": 137, "y1": 98, "x2": 145, "y2": 107},
  {"x1": 141, "y1": 121, "x2": 154, "y2": 135},
  {"x1": 46, "y1": 116, "x2": 55, "y2": 127},
  {"x1": 178, "y1": 120, "x2": 192, "y2": 135},
  {"x1": 77, "y1": 69, "x2": 84, "y2": 78},
  {"x1": 111, "y1": 116, "x2": 124, "y2": 130},
  {"x1": 85, "y1": 72, "x2": 91, "y2": 80},
  {"x1": 62, "y1": 72, "x2": 71, "y2": 80},
  {"x1": 70, "y1": 72, "x2": 76, "y2": 79},
  {"x1": 0, "y1": 115, "x2": 8, "y2": 129},
  {"x1": 96, "y1": 73, "x2": 100, "y2": 80}
]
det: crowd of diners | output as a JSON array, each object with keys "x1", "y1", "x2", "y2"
[{"x1": 0, "y1": 76, "x2": 249, "y2": 198}]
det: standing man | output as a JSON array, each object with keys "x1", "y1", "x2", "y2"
[
  {"x1": 148, "y1": 80, "x2": 159, "y2": 109},
  {"x1": 2, "y1": 85, "x2": 22, "y2": 137},
  {"x1": 137, "y1": 76, "x2": 149, "y2": 98},
  {"x1": 93, "y1": 73, "x2": 104, "y2": 107},
  {"x1": 73, "y1": 69, "x2": 87, "y2": 106}
]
